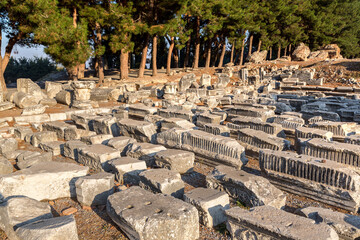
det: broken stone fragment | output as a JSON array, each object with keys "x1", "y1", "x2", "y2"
[
  {"x1": 184, "y1": 188, "x2": 230, "y2": 227},
  {"x1": 75, "y1": 172, "x2": 114, "y2": 206},
  {"x1": 139, "y1": 169, "x2": 185, "y2": 199},
  {"x1": 225, "y1": 206, "x2": 338, "y2": 240},
  {"x1": 107, "y1": 186, "x2": 199, "y2": 240},
  {"x1": 106, "y1": 157, "x2": 147, "y2": 184},
  {"x1": 154, "y1": 149, "x2": 194, "y2": 174},
  {"x1": 15, "y1": 215, "x2": 79, "y2": 240},
  {"x1": 206, "y1": 165, "x2": 286, "y2": 209},
  {"x1": 0, "y1": 196, "x2": 53, "y2": 240}
]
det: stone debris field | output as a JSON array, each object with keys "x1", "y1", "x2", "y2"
[{"x1": 2, "y1": 61, "x2": 360, "y2": 240}]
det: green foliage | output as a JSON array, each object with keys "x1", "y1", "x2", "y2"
[{"x1": 4, "y1": 57, "x2": 57, "y2": 83}]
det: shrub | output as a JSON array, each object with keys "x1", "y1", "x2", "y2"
[{"x1": 4, "y1": 57, "x2": 57, "y2": 83}]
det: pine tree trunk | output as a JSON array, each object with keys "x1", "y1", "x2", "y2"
[
  {"x1": 258, "y1": 40, "x2": 262, "y2": 52},
  {"x1": 98, "y1": 57, "x2": 104, "y2": 85},
  {"x1": 173, "y1": 46, "x2": 179, "y2": 69},
  {"x1": 120, "y1": 49, "x2": 129, "y2": 80},
  {"x1": 284, "y1": 45, "x2": 287, "y2": 56},
  {"x1": 239, "y1": 38, "x2": 245, "y2": 66},
  {"x1": 205, "y1": 40, "x2": 211, "y2": 69},
  {"x1": 184, "y1": 34, "x2": 191, "y2": 68},
  {"x1": 166, "y1": 36, "x2": 175, "y2": 74},
  {"x1": 248, "y1": 35, "x2": 253, "y2": 56},
  {"x1": 152, "y1": 35, "x2": 158, "y2": 76},
  {"x1": 78, "y1": 63, "x2": 85, "y2": 79},
  {"x1": 73, "y1": 7, "x2": 80, "y2": 81},
  {"x1": 193, "y1": 16, "x2": 200, "y2": 69},
  {"x1": 0, "y1": 58, "x2": 6, "y2": 92},
  {"x1": 277, "y1": 45, "x2": 281, "y2": 59},
  {"x1": 230, "y1": 40, "x2": 235, "y2": 63},
  {"x1": 289, "y1": 44, "x2": 292, "y2": 55},
  {"x1": 269, "y1": 47, "x2": 272, "y2": 60},
  {"x1": 218, "y1": 40, "x2": 226, "y2": 67},
  {"x1": 138, "y1": 34, "x2": 149, "y2": 78}
]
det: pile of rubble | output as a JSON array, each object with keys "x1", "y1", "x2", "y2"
[{"x1": 1, "y1": 65, "x2": 360, "y2": 240}]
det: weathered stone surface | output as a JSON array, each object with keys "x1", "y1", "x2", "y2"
[
  {"x1": 178, "y1": 73, "x2": 196, "y2": 92},
  {"x1": 75, "y1": 172, "x2": 114, "y2": 206},
  {"x1": 63, "y1": 140, "x2": 87, "y2": 160},
  {"x1": 0, "y1": 102, "x2": 15, "y2": 111},
  {"x1": 64, "y1": 127, "x2": 95, "y2": 141},
  {"x1": 55, "y1": 90, "x2": 72, "y2": 105},
  {"x1": 42, "y1": 121, "x2": 76, "y2": 139},
  {"x1": 248, "y1": 50, "x2": 268, "y2": 64},
  {"x1": 106, "y1": 136, "x2": 137, "y2": 156},
  {"x1": 295, "y1": 126, "x2": 333, "y2": 141},
  {"x1": 200, "y1": 74, "x2": 211, "y2": 87},
  {"x1": 14, "y1": 126, "x2": 33, "y2": 140},
  {"x1": 227, "y1": 106, "x2": 275, "y2": 122},
  {"x1": 30, "y1": 131, "x2": 57, "y2": 147},
  {"x1": 128, "y1": 103, "x2": 157, "y2": 119},
  {"x1": 92, "y1": 116, "x2": 120, "y2": 136},
  {"x1": 16, "y1": 151, "x2": 53, "y2": 169},
  {"x1": 300, "y1": 138, "x2": 360, "y2": 167},
  {"x1": 14, "y1": 114, "x2": 50, "y2": 124},
  {"x1": 13, "y1": 92, "x2": 38, "y2": 109},
  {"x1": 21, "y1": 104, "x2": 47, "y2": 116},
  {"x1": 206, "y1": 165, "x2": 286, "y2": 209},
  {"x1": 158, "y1": 108, "x2": 193, "y2": 122},
  {"x1": 225, "y1": 206, "x2": 338, "y2": 240},
  {"x1": 260, "y1": 149, "x2": 360, "y2": 211},
  {"x1": 15, "y1": 215, "x2": 79, "y2": 240},
  {"x1": 0, "y1": 138, "x2": 18, "y2": 155},
  {"x1": 238, "y1": 128, "x2": 290, "y2": 154},
  {"x1": 39, "y1": 141, "x2": 64, "y2": 156},
  {"x1": 39, "y1": 98, "x2": 57, "y2": 107},
  {"x1": 71, "y1": 113, "x2": 96, "y2": 130},
  {"x1": 45, "y1": 82, "x2": 63, "y2": 99},
  {"x1": 118, "y1": 119, "x2": 157, "y2": 143},
  {"x1": 157, "y1": 128, "x2": 247, "y2": 169},
  {"x1": 154, "y1": 149, "x2": 194, "y2": 174},
  {"x1": 297, "y1": 207, "x2": 360, "y2": 240},
  {"x1": 107, "y1": 186, "x2": 199, "y2": 240},
  {"x1": 204, "y1": 123, "x2": 230, "y2": 137},
  {"x1": 0, "y1": 162, "x2": 89, "y2": 201},
  {"x1": 231, "y1": 116, "x2": 285, "y2": 137},
  {"x1": 310, "y1": 121, "x2": 357, "y2": 136},
  {"x1": 80, "y1": 134, "x2": 113, "y2": 145},
  {"x1": 292, "y1": 42, "x2": 311, "y2": 61},
  {"x1": 126, "y1": 142, "x2": 167, "y2": 167},
  {"x1": 184, "y1": 188, "x2": 229, "y2": 227},
  {"x1": 139, "y1": 169, "x2": 185, "y2": 198},
  {"x1": 78, "y1": 144, "x2": 121, "y2": 170},
  {"x1": 160, "y1": 117, "x2": 196, "y2": 131},
  {"x1": 107, "y1": 157, "x2": 147, "y2": 184},
  {"x1": 0, "y1": 196, "x2": 53, "y2": 240},
  {"x1": 0, "y1": 157, "x2": 13, "y2": 174}
]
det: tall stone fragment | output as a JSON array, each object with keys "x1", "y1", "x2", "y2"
[
  {"x1": 107, "y1": 186, "x2": 199, "y2": 240},
  {"x1": 206, "y1": 165, "x2": 286, "y2": 209}
]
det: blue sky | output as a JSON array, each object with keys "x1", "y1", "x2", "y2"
[{"x1": 2, "y1": 36, "x2": 48, "y2": 59}]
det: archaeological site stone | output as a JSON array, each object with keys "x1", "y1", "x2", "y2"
[
  {"x1": 154, "y1": 149, "x2": 194, "y2": 174},
  {"x1": 107, "y1": 186, "x2": 199, "y2": 240}
]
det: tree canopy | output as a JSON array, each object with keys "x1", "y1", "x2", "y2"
[{"x1": 0, "y1": 0, "x2": 359, "y2": 89}]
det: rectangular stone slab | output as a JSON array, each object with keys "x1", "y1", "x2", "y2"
[
  {"x1": 0, "y1": 162, "x2": 88, "y2": 201},
  {"x1": 225, "y1": 206, "x2": 338, "y2": 240},
  {"x1": 106, "y1": 186, "x2": 199, "y2": 240}
]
